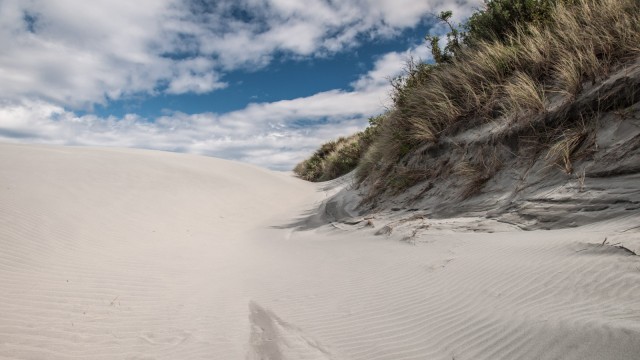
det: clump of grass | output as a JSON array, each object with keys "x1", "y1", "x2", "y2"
[
  {"x1": 503, "y1": 71, "x2": 547, "y2": 115},
  {"x1": 322, "y1": 137, "x2": 363, "y2": 180},
  {"x1": 454, "y1": 148, "x2": 504, "y2": 199},
  {"x1": 545, "y1": 128, "x2": 590, "y2": 174},
  {"x1": 554, "y1": 53, "x2": 585, "y2": 97},
  {"x1": 293, "y1": 141, "x2": 338, "y2": 182},
  {"x1": 454, "y1": 160, "x2": 489, "y2": 198},
  {"x1": 411, "y1": 117, "x2": 439, "y2": 142}
]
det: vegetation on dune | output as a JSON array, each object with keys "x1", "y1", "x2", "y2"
[
  {"x1": 293, "y1": 134, "x2": 362, "y2": 182},
  {"x1": 293, "y1": 115, "x2": 383, "y2": 182},
  {"x1": 294, "y1": 0, "x2": 640, "y2": 199}
]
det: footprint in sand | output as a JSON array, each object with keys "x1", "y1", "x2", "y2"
[{"x1": 247, "y1": 301, "x2": 341, "y2": 360}]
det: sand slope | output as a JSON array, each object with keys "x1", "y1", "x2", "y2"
[{"x1": 1, "y1": 143, "x2": 639, "y2": 359}]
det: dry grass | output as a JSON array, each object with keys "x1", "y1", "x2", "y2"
[
  {"x1": 550, "y1": 0, "x2": 640, "y2": 95},
  {"x1": 503, "y1": 71, "x2": 547, "y2": 115},
  {"x1": 554, "y1": 53, "x2": 585, "y2": 97},
  {"x1": 455, "y1": 164, "x2": 492, "y2": 199},
  {"x1": 453, "y1": 148, "x2": 504, "y2": 198},
  {"x1": 513, "y1": 27, "x2": 553, "y2": 78},
  {"x1": 453, "y1": 160, "x2": 480, "y2": 179},
  {"x1": 577, "y1": 168, "x2": 587, "y2": 191},
  {"x1": 545, "y1": 129, "x2": 590, "y2": 174},
  {"x1": 411, "y1": 117, "x2": 438, "y2": 142},
  {"x1": 455, "y1": 161, "x2": 488, "y2": 199}
]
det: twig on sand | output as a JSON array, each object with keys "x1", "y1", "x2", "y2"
[
  {"x1": 622, "y1": 225, "x2": 640, "y2": 232},
  {"x1": 110, "y1": 296, "x2": 119, "y2": 306}
]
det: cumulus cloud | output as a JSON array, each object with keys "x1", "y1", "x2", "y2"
[{"x1": 166, "y1": 57, "x2": 228, "y2": 94}]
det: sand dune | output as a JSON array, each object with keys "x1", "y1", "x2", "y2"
[{"x1": 1, "y1": 143, "x2": 639, "y2": 359}]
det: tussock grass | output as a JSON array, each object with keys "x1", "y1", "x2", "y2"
[
  {"x1": 295, "y1": 115, "x2": 385, "y2": 182},
  {"x1": 412, "y1": 118, "x2": 438, "y2": 142},
  {"x1": 503, "y1": 71, "x2": 547, "y2": 115},
  {"x1": 454, "y1": 147, "x2": 504, "y2": 199},
  {"x1": 545, "y1": 128, "x2": 591, "y2": 174},
  {"x1": 454, "y1": 160, "x2": 488, "y2": 198},
  {"x1": 555, "y1": 53, "x2": 585, "y2": 97}
]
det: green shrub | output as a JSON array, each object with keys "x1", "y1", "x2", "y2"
[
  {"x1": 359, "y1": 114, "x2": 385, "y2": 146},
  {"x1": 464, "y1": 0, "x2": 572, "y2": 45},
  {"x1": 426, "y1": 11, "x2": 463, "y2": 64}
]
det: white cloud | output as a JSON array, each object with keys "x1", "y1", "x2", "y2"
[
  {"x1": 166, "y1": 57, "x2": 228, "y2": 94},
  {"x1": 166, "y1": 72, "x2": 227, "y2": 94}
]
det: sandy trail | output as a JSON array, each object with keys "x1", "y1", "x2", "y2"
[{"x1": 0, "y1": 143, "x2": 639, "y2": 360}]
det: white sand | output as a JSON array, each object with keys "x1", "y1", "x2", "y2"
[{"x1": 1, "y1": 142, "x2": 639, "y2": 360}]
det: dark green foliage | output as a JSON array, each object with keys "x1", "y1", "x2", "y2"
[
  {"x1": 426, "y1": 35, "x2": 447, "y2": 64},
  {"x1": 427, "y1": 11, "x2": 463, "y2": 64},
  {"x1": 359, "y1": 115, "x2": 384, "y2": 146},
  {"x1": 464, "y1": 0, "x2": 569, "y2": 45}
]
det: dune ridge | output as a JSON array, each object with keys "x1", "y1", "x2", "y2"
[{"x1": 1, "y1": 142, "x2": 639, "y2": 359}]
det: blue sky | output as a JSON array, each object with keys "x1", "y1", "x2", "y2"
[{"x1": 0, "y1": 0, "x2": 482, "y2": 170}]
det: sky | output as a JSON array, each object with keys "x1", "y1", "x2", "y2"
[{"x1": 0, "y1": 0, "x2": 483, "y2": 170}]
